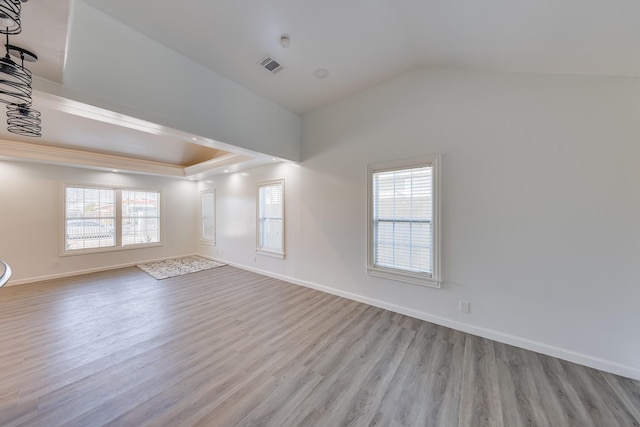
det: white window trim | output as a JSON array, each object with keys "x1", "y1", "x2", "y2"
[
  {"x1": 60, "y1": 183, "x2": 163, "y2": 256},
  {"x1": 256, "y1": 178, "x2": 285, "y2": 259},
  {"x1": 366, "y1": 155, "x2": 442, "y2": 288},
  {"x1": 200, "y1": 190, "x2": 216, "y2": 245}
]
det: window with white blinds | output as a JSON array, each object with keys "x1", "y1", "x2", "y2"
[
  {"x1": 257, "y1": 179, "x2": 285, "y2": 258},
  {"x1": 63, "y1": 185, "x2": 161, "y2": 254},
  {"x1": 122, "y1": 190, "x2": 160, "y2": 246},
  {"x1": 368, "y1": 155, "x2": 441, "y2": 288},
  {"x1": 201, "y1": 191, "x2": 216, "y2": 244},
  {"x1": 65, "y1": 186, "x2": 116, "y2": 251}
]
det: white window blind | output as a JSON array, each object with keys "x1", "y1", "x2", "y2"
[
  {"x1": 122, "y1": 190, "x2": 160, "y2": 246},
  {"x1": 65, "y1": 187, "x2": 116, "y2": 251},
  {"x1": 63, "y1": 185, "x2": 161, "y2": 254},
  {"x1": 257, "y1": 180, "x2": 284, "y2": 257},
  {"x1": 201, "y1": 191, "x2": 215, "y2": 243},
  {"x1": 368, "y1": 155, "x2": 441, "y2": 287}
]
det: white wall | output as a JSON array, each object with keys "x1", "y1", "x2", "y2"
[
  {"x1": 201, "y1": 68, "x2": 640, "y2": 379},
  {"x1": 0, "y1": 161, "x2": 198, "y2": 284},
  {"x1": 58, "y1": 1, "x2": 301, "y2": 161},
  {"x1": 197, "y1": 162, "x2": 303, "y2": 277}
]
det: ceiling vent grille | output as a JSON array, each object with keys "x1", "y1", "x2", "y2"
[{"x1": 258, "y1": 55, "x2": 284, "y2": 74}]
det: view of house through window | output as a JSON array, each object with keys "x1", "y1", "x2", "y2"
[
  {"x1": 122, "y1": 190, "x2": 160, "y2": 245},
  {"x1": 64, "y1": 186, "x2": 160, "y2": 253},
  {"x1": 65, "y1": 187, "x2": 116, "y2": 251},
  {"x1": 368, "y1": 155, "x2": 440, "y2": 287},
  {"x1": 257, "y1": 179, "x2": 284, "y2": 257}
]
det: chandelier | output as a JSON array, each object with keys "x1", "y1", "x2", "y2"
[
  {"x1": 0, "y1": 0, "x2": 41, "y2": 137},
  {"x1": 0, "y1": 0, "x2": 22, "y2": 34}
]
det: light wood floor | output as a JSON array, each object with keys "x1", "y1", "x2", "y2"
[{"x1": 0, "y1": 266, "x2": 638, "y2": 427}]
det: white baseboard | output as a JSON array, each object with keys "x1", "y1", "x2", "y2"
[
  {"x1": 208, "y1": 256, "x2": 640, "y2": 381},
  {"x1": 6, "y1": 253, "x2": 200, "y2": 287}
]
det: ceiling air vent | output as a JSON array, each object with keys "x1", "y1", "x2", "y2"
[{"x1": 258, "y1": 55, "x2": 284, "y2": 74}]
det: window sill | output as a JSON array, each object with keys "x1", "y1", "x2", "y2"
[
  {"x1": 367, "y1": 266, "x2": 441, "y2": 288},
  {"x1": 61, "y1": 242, "x2": 162, "y2": 257},
  {"x1": 256, "y1": 248, "x2": 286, "y2": 259}
]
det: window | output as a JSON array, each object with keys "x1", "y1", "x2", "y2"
[
  {"x1": 367, "y1": 155, "x2": 441, "y2": 287},
  {"x1": 122, "y1": 190, "x2": 160, "y2": 245},
  {"x1": 64, "y1": 185, "x2": 161, "y2": 254},
  {"x1": 257, "y1": 179, "x2": 285, "y2": 258},
  {"x1": 201, "y1": 190, "x2": 215, "y2": 244},
  {"x1": 65, "y1": 187, "x2": 115, "y2": 251}
]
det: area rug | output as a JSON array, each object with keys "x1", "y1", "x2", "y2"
[{"x1": 137, "y1": 256, "x2": 226, "y2": 280}]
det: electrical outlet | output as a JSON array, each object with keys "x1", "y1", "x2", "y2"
[{"x1": 459, "y1": 301, "x2": 471, "y2": 314}]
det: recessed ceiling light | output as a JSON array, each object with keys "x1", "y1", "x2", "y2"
[
  {"x1": 223, "y1": 169, "x2": 229, "y2": 173},
  {"x1": 314, "y1": 68, "x2": 329, "y2": 79},
  {"x1": 272, "y1": 158, "x2": 278, "y2": 161},
  {"x1": 112, "y1": 169, "x2": 118, "y2": 173},
  {"x1": 191, "y1": 137, "x2": 197, "y2": 141}
]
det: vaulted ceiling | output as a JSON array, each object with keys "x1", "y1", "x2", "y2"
[
  {"x1": 3, "y1": 0, "x2": 640, "y2": 177},
  {"x1": 83, "y1": 0, "x2": 640, "y2": 114}
]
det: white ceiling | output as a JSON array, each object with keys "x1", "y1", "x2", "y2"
[
  {"x1": 2, "y1": 99, "x2": 224, "y2": 167},
  {"x1": 9, "y1": 0, "x2": 70, "y2": 84},
  {"x1": 0, "y1": 93, "x2": 266, "y2": 178},
  {"x1": 4, "y1": 0, "x2": 640, "y2": 176},
  {"x1": 0, "y1": 0, "x2": 275, "y2": 177},
  {"x1": 83, "y1": 0, "x2": 640, "y2": 114}
]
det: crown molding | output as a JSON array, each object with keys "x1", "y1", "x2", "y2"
[{"x1": 0, "y1": 139, "x2": 185, "y2": 177}]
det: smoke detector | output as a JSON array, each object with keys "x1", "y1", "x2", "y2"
[
  {"x1": 258, "y1": 55, "x2": 284, "y2": 74},
  {"x1": 280, "y1": 34, "x2": 290, "y2": 48}
]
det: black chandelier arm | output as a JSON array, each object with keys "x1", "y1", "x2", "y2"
[{"x1": 7, "y1": 44, "x2": 36, "y2": 62}]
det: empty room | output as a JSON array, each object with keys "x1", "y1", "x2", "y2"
[{"x1": 1, "y1": 0, "x2": 639, "y2": 426}]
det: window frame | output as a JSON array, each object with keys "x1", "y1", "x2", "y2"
[
  {"x1": 200, "y1": 190, "x2": 216, "y2": 245},
  {"x1": 367, "y1": 155, "x2": 442, "y2": 288},
  {"x1": 61, "y1": 183, "x2": 163, "y2": 256},
  {"x1": 256, "y1": 178, "x2": 285, "y2": 259}
]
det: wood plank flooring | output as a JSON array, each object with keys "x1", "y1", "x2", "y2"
[{"x1": 0, "y1": 266, "x2": 638, "y2": 426}]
